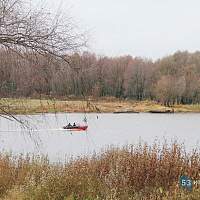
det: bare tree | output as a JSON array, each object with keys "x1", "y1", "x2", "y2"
[
  {"x1": 0, "y1": 0, "x2": 87, "y2": 122},
  {"x1": 154, "y1": 75, "x2": 185, "y2": 106},
  {"x1": 0, "y1": 0, "x2": 86, "y2": 62}
]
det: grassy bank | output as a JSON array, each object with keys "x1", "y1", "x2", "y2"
[
  {"x1": 1, "y1": 98, "x2": 200, "y2": 114},
  {"x1": 0, "y1": 142, "x2": 199, "y2": 199}
]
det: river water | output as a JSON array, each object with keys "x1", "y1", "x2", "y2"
[{"x1": 0, "y1": 113, "x2": 199, "y2": 162}]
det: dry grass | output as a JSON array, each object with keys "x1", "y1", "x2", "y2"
[
  {"x1": 0, "y1": 142, "x2": 199, "y2": 199},
  {"x1": 1, "y1": 98, "x2": 200, "y2": 114}
]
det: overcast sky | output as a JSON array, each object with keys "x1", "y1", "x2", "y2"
[{"x1": 47, "y1": 0, "x2": 200, "y2": 59}]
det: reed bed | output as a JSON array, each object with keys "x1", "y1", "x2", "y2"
[{"x1": 0, "y1": 142, "x2": 199, "y2": 199}]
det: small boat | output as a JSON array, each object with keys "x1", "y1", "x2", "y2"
[
  {"x1": 149, "y1": 109, "x2": 173, "y2": 113},
  {"x1": 63, "y1": 125, "x2": 88, "y2": 131}
]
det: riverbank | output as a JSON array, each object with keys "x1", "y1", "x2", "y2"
[
  {"x1": 1, "y1": 98, "x2": 200, "y2": 114},
  {"x1": 0, "y1": 142, "x2": 199, "y2": 200}
]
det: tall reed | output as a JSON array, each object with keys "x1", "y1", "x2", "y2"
[{"x1": 0, "y1": 141, "x2": 199, "y2": 199}]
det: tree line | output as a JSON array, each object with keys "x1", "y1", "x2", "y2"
[
  {"x1": 1, "y1": 1, "x2": 200, "y2": 107},
  {"x1": 1, "y1": 50, "x2": 200, "y2": 105}
]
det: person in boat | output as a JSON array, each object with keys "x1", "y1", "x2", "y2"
[
  {"x1": 67, "y1": 123, "x2": 72, "y2": 127},
  {"x1": 73, "y1": 122, "x2": 77, "y2": 127},
  {"x1": 63, "y1": 123, "x2": 72, "y2": 129}
]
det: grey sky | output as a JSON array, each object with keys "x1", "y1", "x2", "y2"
[{"x1": 47, "y1": 0, "x2": 200, "y2": 59}]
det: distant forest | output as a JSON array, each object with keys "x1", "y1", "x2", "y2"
[{"x1": 1, "y1": 50, "x2": 200, "y2": 106}]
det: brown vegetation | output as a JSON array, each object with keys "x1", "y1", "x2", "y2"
[
  {"x1": 1, "y1": 51, "x2": 200, "y2": 107},
  {"x1": 0, "y1": 0, "x2": 86, "y2": 119},
  {"x1": 1, "y1": 98, "x2": 200, "y2": 115},
  {"x1": 0, "y1": 142, "x2": 199, "y2": 199},
  {"x1": 0, "y1": 98, "x2": 200, "y2": 115},
  {"x1": 1, "y1": 1, "x2": 200, "y2": 114}
]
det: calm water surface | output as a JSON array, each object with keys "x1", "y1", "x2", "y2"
[{"x1": 0, "y1": 113, "x2": 199, "y2": 162}]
